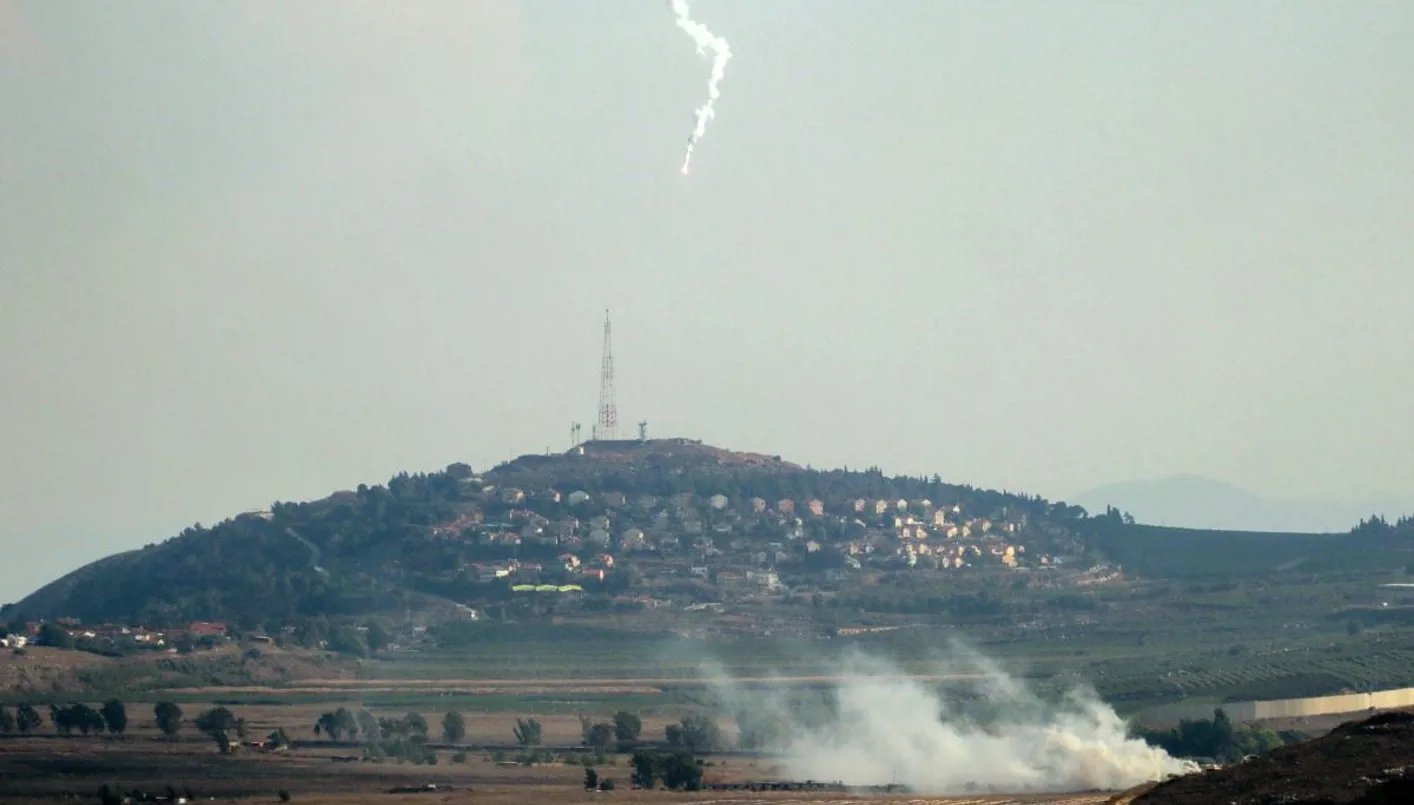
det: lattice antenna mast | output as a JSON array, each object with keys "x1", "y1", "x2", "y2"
[{"x1": 597, "y1": 309, "x2": 618, "y2": 440}]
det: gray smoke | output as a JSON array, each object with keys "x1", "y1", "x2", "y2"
[{"x1": 694, "y1": 643, "x2": 1195, "y2": 793}]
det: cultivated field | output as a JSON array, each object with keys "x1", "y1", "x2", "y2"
[{"x1": 0, "y1": 735, "x2": 1121, "y2": 804}]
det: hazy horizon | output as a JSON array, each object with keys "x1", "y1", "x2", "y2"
[{"x1": 3, "y1": 1, "x2": 1412, "y2": 602}]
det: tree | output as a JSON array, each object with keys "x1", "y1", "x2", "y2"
[
  {"x1": 441, "y1": 711, "x2": 466, "y2": 744},
  {"x1": 630, "y1": 749, "x2": 659, "y2": 789},
  {"x1": 50, "y1": 704, "x2": 71, "y2": 735},
  {"x1": 665, "y1": 713, "x2": 722, "y2": 752},
  {"x1": 355, "y1": 709, "x2": 380, "y2": 742},
  {"x1": 403, "y1": 712, "x2": 429, "y2": 739},
  {"x1": 15, "y1": 704, "x2": 42, "y2": 734},
  {"x1": 101, "y1": 700, "x2": 128, "y2": 736},
  {"x1": 660, "y1": 751, "x2": 704, "y2": 791},
  {"x1": 195, "y1": 706, "x2": 241, "y2": 753},
  {"x1": 583, "y1": 721, "x2": 614, "y2": 754},
  {"x1": 0, "y1": 705, "x2": 16, "y2": 734},
  {"x1": 365, "y1": 621, "x2": 392, "y2": 653},
  {"x1": 315, "y1": 708, "x2": 357, "y2": 741},
  {"x1": 735, "y1": 709, "x2": 790, "y2": 750},
  {"x1": 155, "y1": 702, "x2": 183, "y2": 740},
  {"x1": 37, "y1": 622, "x2": 73, "y2": 649},
  {"x1": 1211, "y1": 708, "x2": 1236, "y2": 759},
  {"x1": 513, "y1": 717, "x2": 542, "y2": 747},
  {"x1": 612, "y1": 710, "x2": 642, "y2": 742},
  {"x1": 327, "y1": 625, "x2": 368, "y2": 657}
]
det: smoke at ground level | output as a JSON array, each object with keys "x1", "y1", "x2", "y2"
[{"x1": 693, "y1": 645, "x2": 1196, "y2": 793}]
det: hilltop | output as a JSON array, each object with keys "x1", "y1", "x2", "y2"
[{"x1": 6, "y1": 438, "x2": 1088, "y2": 629}]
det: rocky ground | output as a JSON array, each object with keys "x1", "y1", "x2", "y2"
[{"x1": 1135, "y1": 711, "x2": 1414, "y2": 805}]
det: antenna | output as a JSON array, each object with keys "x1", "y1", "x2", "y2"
[
  {"x1": 597, "y1": 309, "x2": 618, "y2": 440},
  {"x1": 638, "y1": 420, "x2": 648, "y2": 441},
  {"x1": 570, "y1": 422, "x2": 581, "y2": 448}
]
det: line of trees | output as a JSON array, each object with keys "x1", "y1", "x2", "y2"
[
  {"x1": 0, "y1": 700, "x2": 128, "y2": 737},
  {"x1": 310, "y1": 706, "x2": 437, "y2": 764},
  {"x1": 0, "y1": 704, "x2": 43, "y2": 734},
  {"x1": 1135, "y1": 708, "x2": 1306, "y2": 762}
]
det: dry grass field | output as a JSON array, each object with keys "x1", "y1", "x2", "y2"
[{"x1": 0, "y1": 736, "x2": 1118, "y2": 804}]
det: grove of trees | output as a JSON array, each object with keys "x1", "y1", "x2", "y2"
[
  {"x1": 1136, "y1": 708, "x2": 1305, "y2": 762},
  {"x1": 630, "y1": 749, "x2": 704, "y2": 791}
]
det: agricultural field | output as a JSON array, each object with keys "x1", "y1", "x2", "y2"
[
  {"x1": 10, "y1": 566, "x2": 1414, "y2": 717},
  {"x1": 7, "y1": 555, "x2": 1414, "y2": 804},
  {"x1": 0, "y1": 728, "x2": 1121, "y2": 803}
]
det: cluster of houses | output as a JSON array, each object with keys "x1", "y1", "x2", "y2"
[
  {"x1": 430, "y1": 480, "x2": 1084, "y2": 600},
  {"x1": 1, "y1": 618, "x2": 231, "y2": 650}
]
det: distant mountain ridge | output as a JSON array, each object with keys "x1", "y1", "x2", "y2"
[{"x1": 1073, "y1": 474, "x2": 1410, "y2": 533}]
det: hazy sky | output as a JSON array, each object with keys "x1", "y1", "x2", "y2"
[{"x1": 2, "y1": 1, "x2": 1412, "y2": 603}]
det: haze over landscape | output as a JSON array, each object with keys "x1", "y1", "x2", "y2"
[
  {"x1": 3, "y1": 5, "x2": 1414, "y2": 802},
  {"x1": 4, "y1": 0, "x2": 1412, "y2": 603}
]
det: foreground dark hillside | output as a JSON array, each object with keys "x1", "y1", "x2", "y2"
[
  {"x1": 6, "y1": 439, "x2": 1087, "y2": 627},
  {"x1": 1134, "y1": 711, "x2": 1414, "y2": 805}
]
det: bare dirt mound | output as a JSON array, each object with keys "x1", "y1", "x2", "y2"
[{"x1": 1135, "y1": 711, "x2": 1414, "y2": 805}]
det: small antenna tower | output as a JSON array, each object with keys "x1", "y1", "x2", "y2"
[
  {"x1": 596, "y1": 309, "x2": 618, "y2": 440},
  {"x1": 570, "y1": 422, "x2": 582, "y2": 448},
  {"x1": 638, "y1": 420, "x2": 648, "y2": 441}
]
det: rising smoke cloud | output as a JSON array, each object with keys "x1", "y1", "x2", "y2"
[
  {"x1": 691, "y1": 642, "x2": 1195, "y2": 794},
  {"x1": 670, "y1": 0, "x2": 731, "y2": 175}
]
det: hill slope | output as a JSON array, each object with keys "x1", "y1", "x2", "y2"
[
  {"x1": 6, "y1": 439, "x2": 1087, "y2": 626},
  {"x1": 1134, "y1": 711, "x2": 1414, "y2": 805}
]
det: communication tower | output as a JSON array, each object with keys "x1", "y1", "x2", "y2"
[
  {"x1": 638, "y1": 420, "x2": 648, "y2": 441},
  {"x1": 597, "y1": 309, "x2": 618, "y2": 440}
]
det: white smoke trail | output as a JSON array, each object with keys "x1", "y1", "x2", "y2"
[
  {"x1": 670, "y1": 0, "x2": 731, "y2": 175},
  {"x1": 692, "y1": 645, "x2": 1197, "y2": 794}
]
